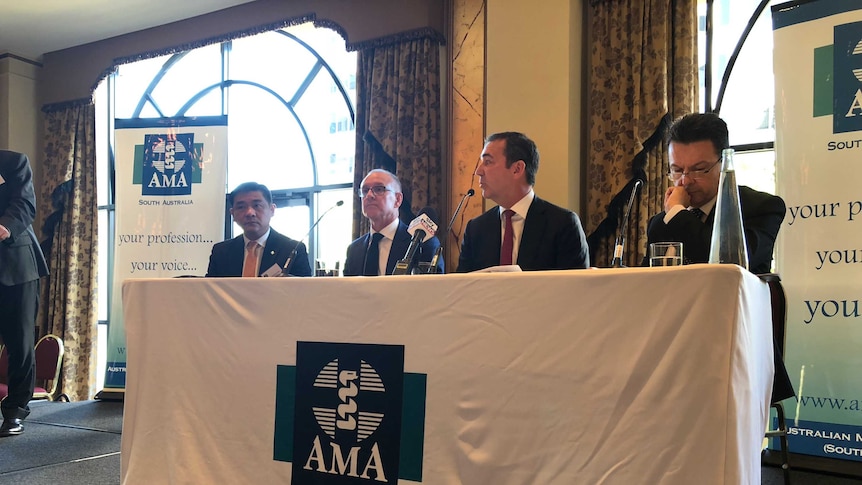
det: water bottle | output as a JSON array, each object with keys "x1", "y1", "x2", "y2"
[{"x1": 708, "y1": 148, "x2": 749, "y2": 269}]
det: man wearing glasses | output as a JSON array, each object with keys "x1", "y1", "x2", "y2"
[
  {"x1": 644, "y1": 113, "x2": 785, "y2": 274},
  {"x1": 343, "y1": 169, "x2": 443, "y2": 276}
]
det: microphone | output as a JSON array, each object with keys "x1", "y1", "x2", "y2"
[
  {"x1": 280, "y1": 200, "x2": 344, "y2": 276},
  {"x1": 391, "y1": 208, "x2": 439, "y2": 275},
  {"x1": 610, "y1": 179, "x2": 643, "y2": 268},
  {"x1": 447, "y1": 188, "x2": 475, "y2": 245},
  {"x1": 425, "y1": 188, "x2": 474, "y2": 274}
]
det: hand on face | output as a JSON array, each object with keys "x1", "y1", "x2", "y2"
[{"x1": 667, "y1": 140, "x2": 721, "y2": 210}]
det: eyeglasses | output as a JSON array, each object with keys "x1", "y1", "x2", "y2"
[
  {"x1": 667, "y1": 158, "x2": 721, "y2": 181},
  {"x1": 358, "y1": 185, "x2": 393, "y2": 198}
]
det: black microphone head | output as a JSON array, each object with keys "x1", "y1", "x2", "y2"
[
  {"x1": 335, "y1": 200, "x2": 344, "y2": 206},
  {"x1": 466, "y1": 188, "x2": 475, "y2": 197}
]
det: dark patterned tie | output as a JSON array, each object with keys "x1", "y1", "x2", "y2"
[
  {"x1": 500, "y1": 209, "x2": 515, "y2": 265},
  {"x1": 689, "y1": 207, "x2": 706, "y2": 221},
  {"x1": 363, "y1": 233, "x2": 385, "y2": 276}
]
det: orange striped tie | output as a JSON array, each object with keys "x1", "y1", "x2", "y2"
[{"x1": 242, "y1": 241, "x2": 259, "y2": 277}]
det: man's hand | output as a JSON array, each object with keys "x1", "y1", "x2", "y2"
[
  {"x1": 0, "y1": 224, "x2": 9, "y2": 241},
  {"x1": 664, "y1": 186, "x2": 691, "y2": 212}
]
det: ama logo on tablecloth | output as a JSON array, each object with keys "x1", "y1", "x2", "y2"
[
  {"x1": 813, "y1": 21, "x2": 862, "y2": 133},
  {"x1": 273, "y1": 342, "x2": 427, "y2": 484},
  {"x1": 133, "y1": 133, "x2": 201, "y2": 196}
]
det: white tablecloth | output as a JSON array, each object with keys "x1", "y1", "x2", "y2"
[{"x1": 121, "y1": 265, "x2": 773, "y2": 484}]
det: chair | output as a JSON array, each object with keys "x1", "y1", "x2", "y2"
[
  {"x1": 758, "y1": 273, "x2": 791, "y2": 485},
  {"x1": 32, "y1": 334, "x2": 65, "y2": 401},
  {"x1": 0, "y1": 345, "x2": 8, "y2": 402}
]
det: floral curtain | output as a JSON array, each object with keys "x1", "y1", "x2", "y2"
[
  {"x1": 36, "y1": 100, "x2": 98, "y2": 401},
  {"x1": 353, "y1": 35, "x2": 444, "y2": 237},
  {"x1": 585, "y1": 0, "x2": 698, "y2": 267}
]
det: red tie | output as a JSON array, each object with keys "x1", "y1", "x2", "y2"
[
  {"x1": 500, "y1": 209, "x2": 515, "y2": 265},
  {"x1": 242, "y1": 241, "x2": 259, "y2": 277}
]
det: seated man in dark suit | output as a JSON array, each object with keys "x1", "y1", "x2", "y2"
[
  {"x1": 644, "y1": 113, "x2": 785, "y2": 274},
  {"x1": 457, "y1": 132, "x2": 589, "y2": 272},
  {"x1": 206, "y1": 182, "x2": 312, "y2": 277},
  {"x1": 344, "y1": 169, "x2": 443, "y2": 276},
  {"x1": 644, "y1": 113, "x2": 793, "y2": 402}
]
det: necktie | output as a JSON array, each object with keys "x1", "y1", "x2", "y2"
[
  {"x1": 364, "y1": 233, "x2": 385, "y2": 276},
  {"x1": 500, "y1": 209, "x2": 515, "y2": 265},
  {"x1": 689, "y1": 207, "x2": 706, "y2": 221},
  {"x1": 242, "y1": 241, "x2": 259, "y2": 277}
]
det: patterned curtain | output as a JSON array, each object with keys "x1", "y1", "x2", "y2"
[
  {"x1": 36, "y1": 101, "x2": 98, "y2": 401},
  {"x1": 585, "y1": 0, "x2": 698, "y2": 267},
  {"x1": 353, "y1": 37, "x2": 443, "y2": 237}
]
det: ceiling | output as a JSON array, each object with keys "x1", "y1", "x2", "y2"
[{"x1": 0, "y1": 0, "x2": 255, "y2": 62}]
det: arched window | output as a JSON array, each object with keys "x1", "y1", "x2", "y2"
[
  {"x1": 95, "y1": 24, "x2": 356, "y2": 385},
  {"x1": 699, "y1": 0, "x2": 781, "y2": 193}
]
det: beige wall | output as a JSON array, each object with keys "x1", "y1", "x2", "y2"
[
  {"x1": 486, "y1": 0, "x2": 583, "y2": 214},
  {"x1": 0, "y1": 55, "x2": 41, "y2": 189}
]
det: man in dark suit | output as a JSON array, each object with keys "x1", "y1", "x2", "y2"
[
  {"x1": 457, "y1": 132, "x2": 589, "y2": 272},
  {"x1": 0, "y1": 150, "x2": 49, "y2": 437},
  {"x1": 644, "y1": 113, "x2": 793, "y2": 403},
  {"x1": 206, "y1": 182, "x2": 311, "y2": 277},
  {"x1": 344, "y1": 169, "x2": 443, "y2": 276},
  {"x1": 643, "y1": 113, "x2": 785, "y2": 275}
]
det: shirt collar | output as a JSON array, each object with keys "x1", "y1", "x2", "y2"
[
  {"x1": 244, "y1": 227, "x2": 271, "y2": 247},
  {"x1": 374, "y1": 218, "x2": 400, "y2": 241},
  {"x1": 499, "y1": 189, "x2": 535, "y2": 219}
]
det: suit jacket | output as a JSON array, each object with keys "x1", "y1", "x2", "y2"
[
  {"x1": 205, "y1": 229, "x2": 312, "y2": 277},
  {"x1": 457, "y1": 197, "x2": 590, "y2": 272},
  {"x1": 343, "y1": 220, "x2": 443, "y2": 276},
  {"x1": 0, "y1": 150, "x2": 49, "y2": 286},
  {"x1": 644, "y1": 185, "x2": 785, "y2": 274}
]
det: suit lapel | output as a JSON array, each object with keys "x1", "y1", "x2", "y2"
[
  {"x1": 518, "y1": 198, "x2": 546, "y2": 268},
  {"x1": 227, "y1": 236, "x2": 246, "y2": 276},
  {"x1": 387, "y1": 222, "x2": 410, "y2": 275}
]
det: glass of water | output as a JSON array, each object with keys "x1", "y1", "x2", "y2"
[{"x1": 650, "y1": 242, "x2": 683, "y2": 267}]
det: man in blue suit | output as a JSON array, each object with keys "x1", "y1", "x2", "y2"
[
  {"x1": 343, "y1": 169, "x2": 443, "y2": 276},
  {"x1": 206, "y1": 182, "x2": 312, "y2": 277},
  {"x1": 0, "y1": 150, "x2": 49, "y2": 437},
  {"x1": 457, "y1": 132, "x2": 589, "y2": 272}
]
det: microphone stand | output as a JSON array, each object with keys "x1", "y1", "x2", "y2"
[
  {"x1": 281, "y1": 200, "x2": 344, "y2": 276},
  {"x1": 425, "y1": 188, "x2": 474, "y2": 274},
  {"x1": 610, "y1": 179, "x2": 642, "y2": 268}
]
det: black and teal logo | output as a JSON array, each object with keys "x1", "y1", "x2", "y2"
[
  {"x1": 274, "y1": 342, "x2": 427, "y2": 483},
  {"x1": 813, "y1": 21, "x2": 862, "y2": 133},
  {"x1": 134, "y1": 133, "x2": 200, "y2": 196}
]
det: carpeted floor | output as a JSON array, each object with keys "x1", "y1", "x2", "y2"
[
  {"x1": 1, "y1": 400, "x2": 860, "y2": 484},
  {"x1": 0, "y1": 400, "x2": 122, "y2": 485}
]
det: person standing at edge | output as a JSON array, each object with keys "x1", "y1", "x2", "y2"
[
  {"x1": 206, "y1": 182, "x2": 312, "y2": 277},
  {"x1": 0, "y1": 150, "x2": 50, "y2": 437},
  {"x1": 457, "y1": 132, "x2": 589, "y2": 272}
]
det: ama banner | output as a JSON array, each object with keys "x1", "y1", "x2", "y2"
[
  {"x1": 773, "y1": 0, "x2": 862, "y2": 463},
  {"x1": 103, "y1": 117, "x2": 227, "y2": 392}
]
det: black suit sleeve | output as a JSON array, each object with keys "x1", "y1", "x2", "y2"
[
  {"x1": 456, "y1": 217, "x2": 479, "y2": 273},
  {"x1": 0, "y1": 152, "x2": 37, "y2": 238},
  {"x1": 556, "y1": 211, "x2": 590, "y2": 269}
]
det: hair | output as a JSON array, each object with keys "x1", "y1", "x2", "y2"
[
  {"x1": 485, "y1": 132, "x2": 539, "y2": 185},
  {"x1": 666, "y1": 113, "x2": 730, "y2": 154},
  {"x1": 229, "y1": 182, "x2": 272, "y2": 206},
  {"x1": 365, "y1": 168, "x2": 402, "y2": 193}
]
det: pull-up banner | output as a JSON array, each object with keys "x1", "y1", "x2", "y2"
[
  {"x1": 773, "y1": 0, "x2": 862, "y2": 462},
  {"x1": 102, "y1": 116, "x2": 227, "y2": 391}
]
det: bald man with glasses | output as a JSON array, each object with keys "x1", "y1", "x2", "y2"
[
  {"x1": 643, "y1": 113, "x2": 786, "y2": 274},
  {"x1": 343, "y1": 169, "x2": 443, "y2": 276}
]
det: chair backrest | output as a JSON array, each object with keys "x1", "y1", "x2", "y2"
[
  {"x1": 0, "y1": 345, "x2": 7, "y2": 383},
  {"x1": 758, "y1": 273, "x2": 788, "y2": 354},
  {"x1": 34, "y1": 334, "x2": 64, "y2": 397}
]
